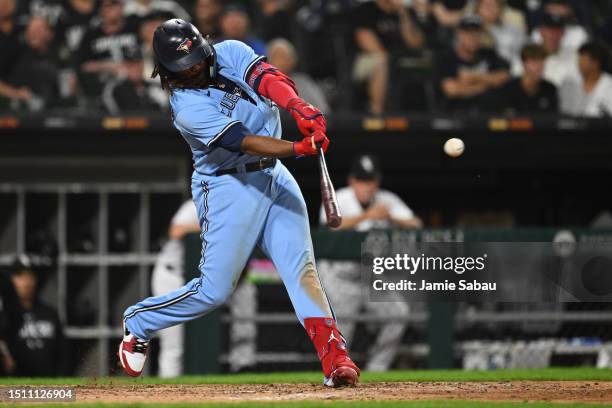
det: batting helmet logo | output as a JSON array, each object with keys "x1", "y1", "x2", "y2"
[{"x1": 177, "y1": 38, "x2": 193, "y2": 53}]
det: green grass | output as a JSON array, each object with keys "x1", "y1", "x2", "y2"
[
  {"x1": 7, "y1": 402, "x2": 612, "y2": 408},
  {"x1": 3, "y1": 369, "x2": 611, "y2": 407},
  {"x1": 1, "y1": 368, "x2": 612, "y2": 386}
]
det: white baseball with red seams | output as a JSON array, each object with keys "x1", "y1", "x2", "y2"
[{"x1": 444, "y1": 138, "x2": 465, "y2": 158}]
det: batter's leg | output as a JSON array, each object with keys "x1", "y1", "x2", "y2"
[
  {"x1": 123, "y1": 175, "x2": 271, "y2": 340},
  {"x1": 317, "y1": 260, "x2": 363, "y2": 344},
  {"x1": 258, "y1": 163, "x2": 360, "y2": 387}
]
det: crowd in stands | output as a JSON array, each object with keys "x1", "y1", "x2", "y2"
[{"x1": 1, "y1": 0, "x2": 611, "y2": 116}]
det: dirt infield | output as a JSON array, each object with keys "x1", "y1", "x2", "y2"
[{"x1": 75, "y1": 381, "x2": 612, "y2": 404}]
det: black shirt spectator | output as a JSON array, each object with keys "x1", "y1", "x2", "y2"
[
  {"x1": 77, "y1": 0, "x2": 142, "y2": 108},
  {"x1": 491, "y1": 43, "x2": 558, "y2": 114},
  {"x1": 257, "y1": 0, "x2": 293, "y2": 42},
  {"x1": 432, "y1": 0, "x2": 468, "y2": 27},
  {"x1": 13, "y1": 303, "x2": 67, "y2": 376},
  {"x1": 0, "y1": 273, "x2": 23, "y2": 376},
  {"x1": 7, "y1": 16, "x2": 60, "y2": 111},
  {"x1": 494, "y1": 78, "x2": 557, "y2": 113},
  {"x1": 0, "y1": 0, "x2": 26, "y2": 107},
  {"x1": 353, "y1": 0, "x2": 423, "y2": 53},
  {"x1": 353, "y1": 0, "x2": 424, "y2": 114},
  {"x1": 10, "y1": 262, "x2": 67, "y2": 377},
  {"x1": 409, "y1": 0, "x2": 443, "y2": 49},
  {"x1": 56, "y1": 0, "x2": 98, "y2": 58},
  {"x1": 436, "y1": 15, "x2": 510, "y2": 112}
]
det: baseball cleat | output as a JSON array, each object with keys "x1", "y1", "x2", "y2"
[
  {"x1": 324, "y1": 365, "x2": 359, "y2": 387},
  {"x1": 118, "y1": 321, "x2": 149, "y2": 377},
  {"x1": 304, "y1": 317, "x2": 361, "y2": 388}
]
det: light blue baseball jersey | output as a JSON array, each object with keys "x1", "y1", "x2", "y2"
[{"x1": 170, "y1": 40, "x2": 282, "y2": 176}]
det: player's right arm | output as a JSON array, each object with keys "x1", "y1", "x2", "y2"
[
  {"x1": 174, "y1": 106, "x2": 328, "y2": 158},
  {"x1": 240, "y1": 133, "x2": 328, "y2": 158}
]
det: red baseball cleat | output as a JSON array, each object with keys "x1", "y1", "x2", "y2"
[
  {"x1": 324, "y1": 356, "x2": 360, "y2": 387},
  {"x1": 118, "y1": 321, "x2": 149, "y2": 377},
  {"x1": 304, "y1": 317, "x2": 361, "y2": 388}
]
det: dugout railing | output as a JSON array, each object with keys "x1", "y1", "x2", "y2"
[{"x1": 183, "y1": 228, "x2": 612, "y2": 374}]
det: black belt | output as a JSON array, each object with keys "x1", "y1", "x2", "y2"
[{"x1": 216, "y1": 158, "x2": 276, "y2": 176}]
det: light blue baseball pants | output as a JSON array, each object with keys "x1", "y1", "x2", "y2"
[{"x1": 124, "y1": 161, "x2": 334, "y2": 340}]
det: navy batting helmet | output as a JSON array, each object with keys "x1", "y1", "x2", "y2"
[{"x1": 152, "y1": 19, "x2": 217, "y2": 79}]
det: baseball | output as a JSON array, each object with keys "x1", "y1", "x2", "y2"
[{"x1": 444, "y1": 138, "x2": 465, "y2": 158}]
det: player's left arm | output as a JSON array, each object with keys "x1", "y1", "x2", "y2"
[{"x1": 246, "y1": 60, "x2": 326, "y2": 137}]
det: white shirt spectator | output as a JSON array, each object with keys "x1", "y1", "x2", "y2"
[
  {"x1": 532, "y1": 24, "x2": 589, "y2": 53},
  {"x1": 488, "y1": 23, "x2": 526, "y2": 69},
  {"x1": 319, "y1": 187, "x2": 415, "y2": 232},
  {"x1": 512, "y1": 47, "x2": 579, "y2": 86},
  {"x1": 155, "y1": 200, "x2": 199, "y2": 267},
  {"x1": 543, "y1": 48, "x2": 580, "y2": 86},
  {"x1": 560, "y1": 72, "x2": 612, "y2": 117}
]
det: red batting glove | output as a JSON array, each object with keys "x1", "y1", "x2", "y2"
[
  {"x1": 293, "y1": 131, "x2": 330, "y2": 157},
  {"x1": 287, "y1": 98, "x2": 327, "y2": 137}
]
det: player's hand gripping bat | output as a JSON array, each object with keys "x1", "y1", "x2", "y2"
[{"x1": 317, "y1": 146, "x2": 342, "y2": 228}]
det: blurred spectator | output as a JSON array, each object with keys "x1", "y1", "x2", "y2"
[
  {"x1": 219, "y1": 4, "x2": 266, "y2": 56},
  {"x1": 257, "y1": 0, "x2": 293, "y2": 42},
  {"x1": 77, "y1": 0, "x2": 143, "y2": 111},
  {"x1": 353, "y1": 0, "x2": 424, "y2": 115},
  {"x1": 10, "y1": 261, "x2": 67, "y2": 377},
  {"x1": 435, "y1": 15, "x2": 510, "y2": 112},
  {"x1": 55, "y1": 0, "x2": 99, "y2": 103},
  {"x1": 527, "y1": 11, "x2": 579, "y2": 86},
  {"x1": 532, "y1": 0, "x2": 588, "y2": 52},
  {"x1": 140, "y1": 11, "x2": 170, "y2": 110},
  {"x1": 560, "y1": 42, "x2": 612, "y2": 117},
  {"x1": 0, "y1": 271, "x2": 22, "y2": 376},
  {"x1": 56, "y1": 0, "x2": 98, "y2": 59},
  {"x1": 431, "y1": 0, "x2": 468, "y2": 27},
  {"x1": 4, "y1": 16, "x2": 60, "y2": 111},
  {"x1": 492, "y1": 43, "x2": 558, "y2": 114},
  {"x1": 408, "y1": 0, "x2": 445, "y2": 49},
  {"x1": 124, "y1": 0, "x2": 190, "y2": 22},
  {"x1": 193, "y1": 0, "x2": 222, "y2": 40},
  {"x1": 19, "y1": 0, "x2": 64, "y2": 27},
  {"x1": 267, "y1": 38, "x2": 330, "y2": 114},
  {"x1": 475, "y1": 0, "x2": 526, "y2": 68},
  {"x1": 599, "y1": 14, "x2": 612, "y2": 49},
  {"x1": 0, "y1": 0, "x2": 27, "y2": 108},
  {"x1": 318, "y1": 154, "x2": 420, "y2": 371}
]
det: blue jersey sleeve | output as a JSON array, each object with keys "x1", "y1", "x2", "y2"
[
  {"x1": 174, "y1": 104, "x2": 250, "y2": 151},
  {"x1": 215, "y1": 40, "x2": 266, "y2": 84}
]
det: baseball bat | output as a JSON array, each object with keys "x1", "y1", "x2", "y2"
[{"x1": 317, "y1": 146, "x2": 342, "y2": 228}]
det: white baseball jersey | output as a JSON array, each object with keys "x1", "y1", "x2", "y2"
[
  {"x1": 155, "y1": 200, "x2": 199, "y2": 270},
  {"x1": 319, "y1": 187, "x2": 415, "y2": 231}
]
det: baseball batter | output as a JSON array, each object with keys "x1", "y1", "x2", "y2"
[{"x1": 118, "y1": 19, "x2": 360, "y2": 387}]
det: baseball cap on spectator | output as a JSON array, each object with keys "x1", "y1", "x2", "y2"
[
  {"x1": 8, "y1": 255, "x2": 34, "y2": 277},
  {"x1": 222, "y1": 3, "x2": 248, "y2": 16},
  {"x1": 350, "y1": 154, "x2": 382, "y2": 181},
  {"x1": 458, "y1": 14, "x2": 483, "y2": 31},
  {"x1": 538, "y1": 11, "x2": 567, "y2": 28}
]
